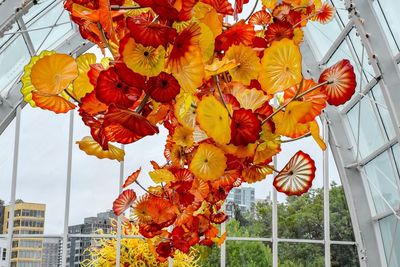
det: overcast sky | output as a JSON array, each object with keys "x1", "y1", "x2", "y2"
[{"x1": 0, "y1": 1, "x2": 342, "y2": 234}]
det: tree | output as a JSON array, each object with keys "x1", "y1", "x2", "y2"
[
  {"x1": 197, "y1": 220, "x2": 273, "y2": 267},
  {"x1": 197, "y1": 184, "x2": 359, "y2": 266}
]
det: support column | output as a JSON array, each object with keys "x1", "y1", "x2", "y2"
[
  {"x1": 345, "y1": 0, "x2": 400, "y2": 143},
  {"x1": 323, "y1": 116, "x2": 331, "y2": 267},
  {"x1": 61, "y1": 111, "x2": 74, "y2": 267},
  {"x1": 5, "y1": 105, "x2": 21, "y2": 265}
]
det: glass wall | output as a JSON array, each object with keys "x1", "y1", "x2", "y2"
[{"x1": 305, "y1": 0, "x2": 400, "y2": 266}]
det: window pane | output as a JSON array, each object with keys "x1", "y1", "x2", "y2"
[
  {"x1": 42, "y1": 237, "x2": 63, "y2": 267},
  {"x1": 16, "y1": 106, "x2": 70, "y2": 234},
  {"x1": 0, "y1": 23, "x2": 19, "y2": 48},
  {"x1": 69, "y1": 110, "x2": 119, "y2": 229},
  {"x1": 330, "y1": 0, "x2": 349, "y2": 26},
  {"x1": 305, "y1": 20, "x2": 342, "y2": 61},
  {"x1": 0, "y1": 237, "x2": 8, "y2": 263},
  {"x1": 392, "y1": 144, "x2": 400, "y2": 175},
  {"x1": 278, "y1": 135, "x2": 324, "y2": 240},
  {"x1": 0, "y1": 120, "x2": 16, "y2": 224},
  {"x1": 331, "y1": 244, "x2": 359, "y2": 267},
  {"x1": 379, "y1": 214, "x2": 400, "y2": 267},
  {"x1": 278, "y1": 243, "x2": 324, "y2": 266},
  {"x1": 0, "y1": 34, "x2": 31, "y2": 96},
  {"x1": 347, "y1": 28, "x2": 376, "y2": 82},
  {"x1": 372, "y1": 0, "x2": 400, "y2": 54},
  {"x1": 23, "y1": 2, "x2": 55, "y2": 24},
  {"x1": 227, "y1": 241, "x2": 272, "y2": 266},
  {"x1": 329, "y1": 184, "x2": 355, "y2": 242},
  {"x1": 364, "y1": 151, "x2": 400, "y2": 214},
  {"x1": 328, "y1": 147, "x2": 355, "y2": 242},
  {"x1": 347, "y1": 96, "x2": 386, "y2": 158},
  {"x1": 370, "y1": 84, "x2": 397, "y2": 140},
  {"x1": 226, "y1": 182, "x2": 271, "y2": 238},
  {"x1": 26, "y1": 3, "x2": 74, "y2": 53}
]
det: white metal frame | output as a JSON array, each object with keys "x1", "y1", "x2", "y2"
[{"x1": 303, "y1": 0, "x2": 400, "y2": 266}]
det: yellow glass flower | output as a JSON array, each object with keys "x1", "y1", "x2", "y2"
[
  {"x1": 254, "y1": 124, "x2": 281, "y2": 164},
  {"x1": 198, "y1": 22, "x2": 215, "y2": 63},
  {"x1": 21, "y1": 51, "x2": 78, "y2": 113},
  {"x1": 231, "y1": 87, "x2": 269, "y2": 111},
  {"x1": 196, "y1": 95, "x2": 231, "y2": 145},
  {"x1": 171, "y1": 50, "x2": 205, "y2": 93},
  {"x1": 173, "y1": 126, "x2": 194, "y2": 147},
  {"x1": 76, "y1": 136, "x2": 125, "y2": 162},
  {"x1": 174, "y1": 92, "x2": 199, "y2": 129},
  {"x1": 31, "y1": 53, "x2": 78, "y2": 95},
  {"x1": 149, "y1": 169, "x2": 176, "y2": 183},
  {"x1": 225, "y1": 44, "x2": 261, "y2": 86},
  {"x1": 242, "y1": 165, "x2": 273, "y2": 184},
  {"x1": 21, "y1": 50, "x2": 56, "y2": 107},
  {"x1": 218, "y1": 143, "x2": 257, "y2": 158},
  {"x1": 81, "y1": 222, "x2": 199, "y2": 267},
  {"x1": 259, "y1": 38, "x2": 302, "y2": 94},
  {"x1": 204, "y1": 57, "x2": 239, "y2": 79},
  {"x1": 121, "y1": 37, "x2": 165, "y2": 77},
  {"x1": 72, "y1": 53, "x2": 97, "y2": 100},
  {"x1": 293, "y1": 28, "x2": 304, "y2": 45},
  {"x1": 190, "y1": 143, "x2": 227, "y2": 181},
  {"x1": 193, "y1": 2, "x2": 223, "y2": 37},
  {"x1": 273, "y1": 101, "x2": 312, "y2": 138},
  {"x1": 261, "y1": 0, "x2": 278, "y2": 9}
]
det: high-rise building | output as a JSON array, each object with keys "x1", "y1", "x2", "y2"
[
  {"x1": 3, "y1": 201, "x2": 46, "y2": 267},
  {"x1": 226, "y1": 187, "x2": 255, "y2": 218},
  {"x1": 66, "y1": 210, "x2": 116, "y2": 267},
  {"x1": 41, "y1": 237, "x2": 62, "y2": 267}
]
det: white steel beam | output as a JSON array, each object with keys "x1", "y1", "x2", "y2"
[
  {"x1": 302, "y1": 38, "x2": 371, "y2": 266},
  {"x1": 272, "y1": 156, "x2": 278, "y2": 267},
  {"x1": 116, "y1": 145, "x2": 125, "y2": 267},
  {"x1": 220, "y1": 205, "x2": 226, "y2": 267},
  {"x1": 61, "y1": 111, "x2": 74, "y2": 267},
  {"x1": 323, "y1": 115, "x2": 331, "y2": 267},
  {"x1": 346, "y1": 0, "x2": 400, "y2": 145},
  {"x1": 5, "y1": 105, "x2": 21, "y2": 265}
]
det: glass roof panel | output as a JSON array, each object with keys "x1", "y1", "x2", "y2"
[
  {"x1": 0, "y1": 23, "x2": 19, "y2": 48},
  {"x1": 346, "y1": 96, "x2": 386, "y2": 158},
  {"x1": 305, "y1": 20, "x2": 342, "y2": 61},
  {"x1": 379, "y1": 214, "x2": 400, "y2": 267},
  {"x1": 364, "y1": 151, "x2": 400, "y2": 215},
  {"x1": 22, "y1": 0, "x2": 58, "y2": 24},
  {"x1": 0, "y1": 34, "x2": 31, "y2": 96},
  {"x1": 370, "y1": 84, "x2": 397, "y2": 140},
  {"x1": 392, "y1": 144, "x2": 400, "y2": 173},
  {"x1": 371, "y1": 0, "x2": 400, "y2": 55},
  {"x1": 330, "y1": 0, "x2": 350, "y2": 26},
  {"x1": 26, "y1": 3, "x2": 74, "y2": 53}
]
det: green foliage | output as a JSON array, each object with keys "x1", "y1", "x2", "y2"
[
  {"x1": 197, "y1": 184, "x2": 359, "y2": 267},
  {"x1": 226, "y1": 240, "x2": 272, "y2": 267}
]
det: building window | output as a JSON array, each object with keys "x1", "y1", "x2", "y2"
[{"x1": 2, "y1": 248, "x2": 6, "y2": 260}]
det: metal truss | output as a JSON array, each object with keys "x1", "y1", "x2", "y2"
[{"x1": 303, "y1": 0, "x2": 400, "y2": 266}]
